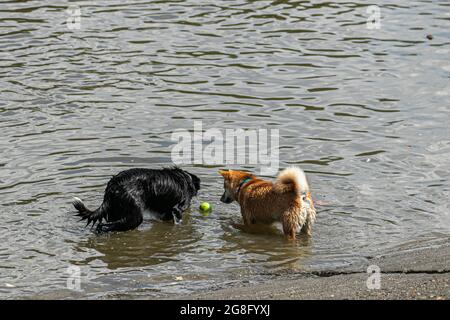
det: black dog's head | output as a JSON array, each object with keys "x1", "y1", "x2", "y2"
[{"x1": 187, "y1": 172, "x2": 201, "y2": 196}]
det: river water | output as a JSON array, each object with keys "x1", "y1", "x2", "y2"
[{"x1": 0, "y1": 0, "x2": 449, "y2": 299}]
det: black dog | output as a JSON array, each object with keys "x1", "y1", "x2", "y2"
[{"x1": 72, "y1": 167, "x2": 200, "y2": 232}]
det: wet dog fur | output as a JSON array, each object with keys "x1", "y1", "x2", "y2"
[
  {"x1": 219, "y1": 167, "x2": 316, "y2": 240},
  {"x1": 72, "y1": 167, "x2": 200, "y2": 233}
]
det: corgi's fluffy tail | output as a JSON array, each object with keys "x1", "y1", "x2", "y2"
[
  {"x1": 72, "y1": 197, "x2": 105, "y2": 227},
  {"x1": 274, "y1": 167, "x2": 310, "y2": 195}
]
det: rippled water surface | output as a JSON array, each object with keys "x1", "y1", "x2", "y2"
[{"x1": 1, "y1": 0, "x2": 449, "y2": 299}]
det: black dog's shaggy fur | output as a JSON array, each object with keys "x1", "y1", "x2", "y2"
[{"x1": 72, "y1": 167, "x2": 200, "y2": 232}]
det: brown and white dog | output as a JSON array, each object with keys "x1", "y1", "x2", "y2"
[{"x1": 219, "y1": 167, "x2": 316, "y2": 240}]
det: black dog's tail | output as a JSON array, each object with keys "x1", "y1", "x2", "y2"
[{"x1": 72, "y1": 197, "x2": 105, "y2": 227}]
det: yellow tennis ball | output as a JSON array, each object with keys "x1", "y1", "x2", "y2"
[{"x1": 199, "y1": 202, "x2": 211, "y2": 212}]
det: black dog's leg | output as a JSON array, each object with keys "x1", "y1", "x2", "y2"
[
  {"x1": 96, "y1": 219, "x2": 126, "y2": 233},
  {"x1": 179, "y1": 198, "x2": 191, "y2": 211},
  {"x1": 171, "y1": 202, "x2": 187, "y2": 224},
  {"x1": 96, "y1": 214, "x2": 143, "y2": 233}
]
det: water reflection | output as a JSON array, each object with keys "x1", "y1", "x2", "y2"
[
  {"x1": 75, "y1": 215, "x2": 202, "y2": 270},
  {"x1": 219, "y1": 221, "x2": 312, "y2": 269}
]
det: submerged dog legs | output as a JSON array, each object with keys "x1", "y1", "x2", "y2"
[
  {"x1": 171, "y1": 204, "x2": 184, "y2": 224},
  {"x1": 96, "y1": 214, "x2": 143, "y2": 233}
]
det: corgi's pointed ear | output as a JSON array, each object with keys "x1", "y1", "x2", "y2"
[{"x1": 218, "y1": 169, "x2": 230, "y2": 178}]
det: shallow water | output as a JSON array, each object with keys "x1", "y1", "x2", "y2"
[{"x1": 0, "y1": 0, "x2": 449, "y2": 299}]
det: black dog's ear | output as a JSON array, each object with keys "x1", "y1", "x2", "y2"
[{"x1": 189, "y1": 173, "x2": 201, "y2": 191}]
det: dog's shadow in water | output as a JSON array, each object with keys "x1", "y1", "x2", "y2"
[{"x1": 73, "y1": 213, "x2": 202, "y2": 270}]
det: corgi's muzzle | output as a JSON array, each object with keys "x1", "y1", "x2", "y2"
[{"x1": 220, "y1": 191, "x2": 233, "y2": 203}]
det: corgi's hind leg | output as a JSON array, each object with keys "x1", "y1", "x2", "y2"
[
  {"x1": 300, "y1": 206, "x2": 316, "y2": 237},
  {"x1": 301, "y1": 217, "x2": 312, "y2": 237},
  {"x1": 282, "y1": 206, "x2": 308, "y2": 240},
  {"x1": 282, "y1": 212, "x2": 298, "y2": 240}
]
